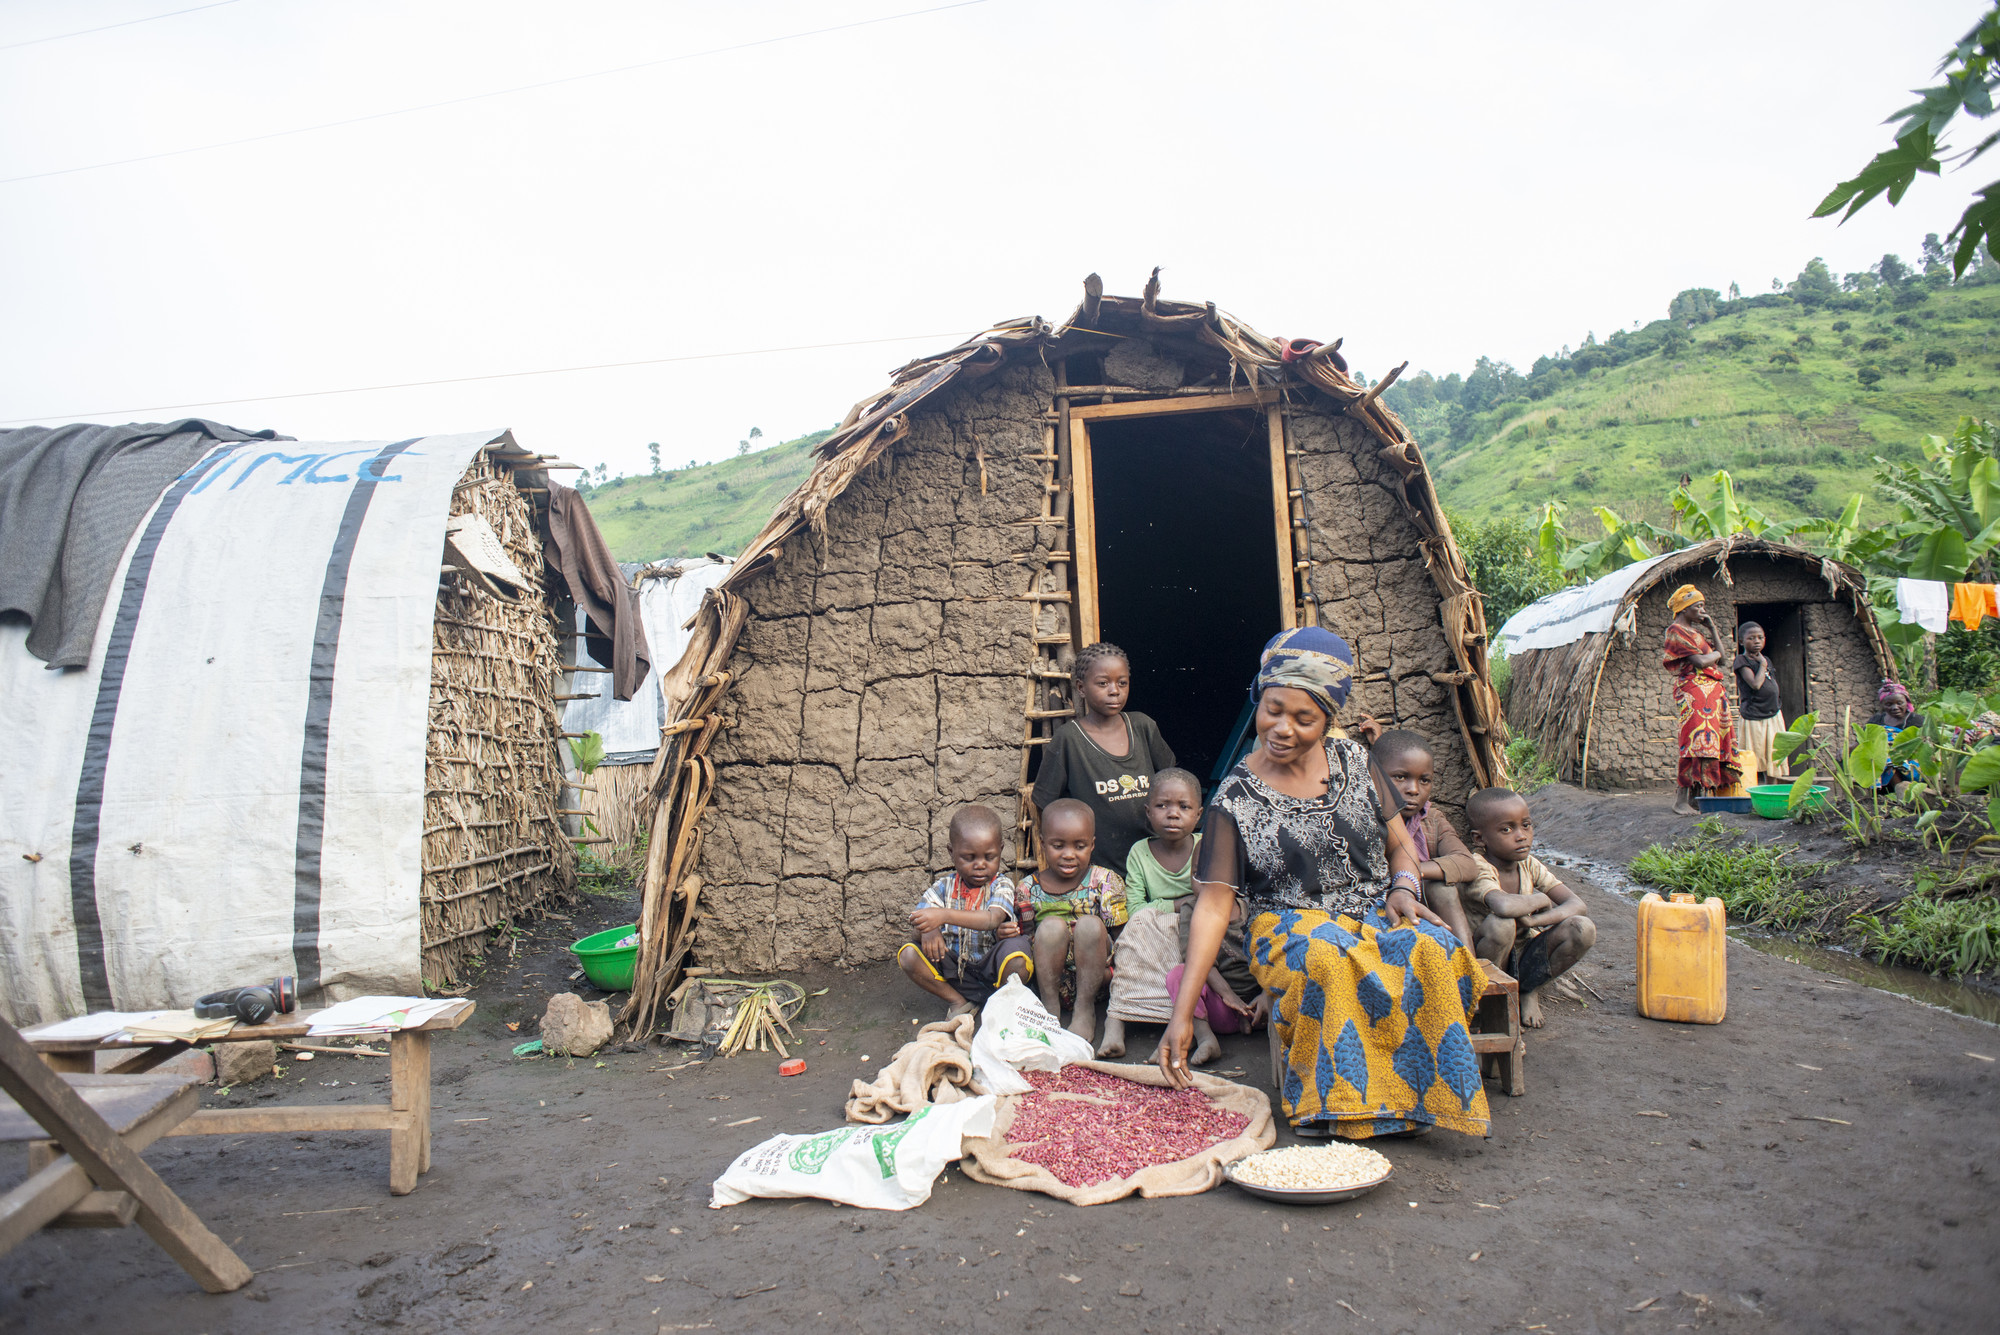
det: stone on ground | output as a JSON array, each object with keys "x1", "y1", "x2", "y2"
[
  {"x1": 215, "y1": 1040, "x2": 276, "y2": 1086},
  {"x1": 541, "y1": 993, "x2": 614, "y2": 1056}
]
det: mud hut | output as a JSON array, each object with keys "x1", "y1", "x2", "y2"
[
  {"x1": 1500, "y1": 537, "x2": 1895, "y2": 789},
  {"x1": 0, "y1": 429, "x2": 591, "y2": 1024},
  {"x1": 618, "y1": 273, "x2": 1509, "y2": 1030}
]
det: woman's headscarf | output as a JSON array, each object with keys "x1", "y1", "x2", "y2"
[
  {"x1": 1254, "y1": 627, "x2": 1355, "y2": 721},
  {"x1": 1668, "y1": 585, "x2": 1705, "y2": 616},
  {"x1": 1878, "y1": 681, "x2": 1912, "y2": 709}
]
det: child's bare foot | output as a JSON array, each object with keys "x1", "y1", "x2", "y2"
[
  {"x1": 1521, "y1": 991, "x2": 1545, "y2": 1028},
  {"x1": 1067, "y1": 1010, "x2": 1096, "y2": 1045},
  {"x1": 1095, "y1": 1017, "x2": 1126, "y2": 1059},
  {"x1": 1189, "y1": 1019, "x2": 1222, "y2": 1067}
]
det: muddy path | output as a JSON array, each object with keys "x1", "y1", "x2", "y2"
[{"x1": 3, "y1": 868, "x2": 1995, "y2": 1334}]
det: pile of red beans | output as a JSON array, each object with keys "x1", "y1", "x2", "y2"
[{"x1": 1006, "y1": 1067, "x2": 1249, "y2": 1188}]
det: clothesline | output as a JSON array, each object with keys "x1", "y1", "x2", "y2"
[{"x1": 1893, "y1": 578, "x2": 1999, "y2": 632}]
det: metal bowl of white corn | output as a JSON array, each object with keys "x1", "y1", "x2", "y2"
[{"x1": 1223, "y1": 1143, "x2": 1393, "y2": 1205}]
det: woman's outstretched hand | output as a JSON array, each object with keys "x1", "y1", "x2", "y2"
[
  {"x1": 1384, "y1": 886, "x2": 1448, "y2": 930},
  {"x1": 1158, "y1": 1014, "x2": 1196, "y2": 1088}
]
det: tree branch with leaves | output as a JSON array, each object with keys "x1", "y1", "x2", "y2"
[{"x1": 1814, "y1": 6, "x2": 2000, "y2": 277}]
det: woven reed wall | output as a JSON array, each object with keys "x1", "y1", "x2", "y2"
[
  {"x1": 420, "y1": 452, "x2": 576, "y2": 984},
  {"x1": 577, "y1": 761, "x2": 655, "y2": 870}
]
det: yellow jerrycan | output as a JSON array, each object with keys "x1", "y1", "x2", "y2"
[
  {"x1": 1714, "y1": 749, "x2": 1758, "y2": 798},
  {"x1": 1637, "y1": 892, "x2": 1727, "y2": 1023}
]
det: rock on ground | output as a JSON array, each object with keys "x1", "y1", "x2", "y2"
[
  {"x1": 213, "y1": 1040, "x2": 274, "y2": 1086},
  {"x1": 540, "y1": 993, "x2": 613, "y2": 1056}
]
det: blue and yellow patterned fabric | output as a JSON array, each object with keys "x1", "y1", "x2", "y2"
[{"x1": 1248, "y1": 907, "x2": 1492, "y2": 1139}]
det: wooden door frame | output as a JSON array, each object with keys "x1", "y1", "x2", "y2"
[{"x1": 1066, "y1": 389, "x2": 1292, "y2": 645}]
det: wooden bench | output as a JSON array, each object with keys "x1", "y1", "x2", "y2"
[
  {"x1": 27, "y1": 1000, "x2": 475, "y2": 1196},
  {"x1": 0, "y1": 1015, "x2": 250, "y2": 1293},
  {"x1": 1470, "y1": 957, "x2": 1526, "y2": 1096},
  {"x1": 1267, "y1": 957, "x2": 1525, "y2": 1098}
]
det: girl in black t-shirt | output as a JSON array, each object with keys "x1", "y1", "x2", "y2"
[
  {"x1": 1732, "y1": 621, "x2": 1788, "y2": 782},
  {"x1": 1031, "y1": 642, "x2": 1177, "y2": 872}
]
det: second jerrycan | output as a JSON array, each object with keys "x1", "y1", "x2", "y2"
[{"x1": 1636, "y1": 892, "x2": 1727, "y2": 1023}]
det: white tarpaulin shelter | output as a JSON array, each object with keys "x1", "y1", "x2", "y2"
[
  {"x1": 0, "y1": 429, "x2": 521, "y2": 1026},
  {"x1": 1493, "y1": 552, "x2": 1673, "y2": 657},
  {"x1": 563, "y1": 558, "x2": 733, "y2": 763}
]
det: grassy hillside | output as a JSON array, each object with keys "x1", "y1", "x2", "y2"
[
  {"x1": 581, "y1": 428, "x2": 831, "y2": 562},
  {"x1": 1424, "y1": 283, "x2": 2000, "y2": 527}
]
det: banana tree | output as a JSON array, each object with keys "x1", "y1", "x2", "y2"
[
  {"x1": 1669, "y1": 469, "x2": 1793, "y2": 542},
  {"x1": 1872, "y1": 417, "x2": 2000, "y2": 583},
  {"x1": 1559, "y1": 505, "x2": 1682, "y2": 580}
]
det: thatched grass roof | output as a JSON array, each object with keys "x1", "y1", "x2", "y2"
[
  {"x1": 1505, "y1": 536, "x2": 1894, "y2": 787},
  {"x1": 619, "y1": 271, "x2": 1508, "y2": 1031}
]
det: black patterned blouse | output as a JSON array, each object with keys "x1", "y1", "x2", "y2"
[{"x1": 1191, "y1": 735, "x2": 1392, "y2": 921}]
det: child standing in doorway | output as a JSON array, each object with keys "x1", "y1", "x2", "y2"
[
  {"x1": 1031, "y1": 642, "x2": 1177, "y2": 874},
  {"x1": 1732, "y1": 622, "x2": 1789, "y2": 784}
]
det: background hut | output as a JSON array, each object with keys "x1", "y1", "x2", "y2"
[
  {"x1": 1, "y1": 429, "x2": 586, "y2": 1024},
  {"x1": 560, "y1": 557, "x2": 734, "y2": 870},
  {"x1": 1501, "y1": 537, "x2": 1895, "y2": 789},
  {"x1": 619, "y1": 272, "x2": 1508, "y2": 1032}
]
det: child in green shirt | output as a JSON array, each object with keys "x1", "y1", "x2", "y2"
[{"x1": 1121, "y1": 768, "x2": 1203, "y2": 912}]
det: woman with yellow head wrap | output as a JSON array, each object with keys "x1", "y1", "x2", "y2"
[{"x1": 1662, "y1": 584, "x2": 1740, "y2": 814}]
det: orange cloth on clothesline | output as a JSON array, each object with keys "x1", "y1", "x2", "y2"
[{"x1": 1950, "y1": 582, "x2": 2000, "y2": 630}]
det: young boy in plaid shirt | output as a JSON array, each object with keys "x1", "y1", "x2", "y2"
[{"x1": 897, "y1": 805, "x2": 1032, "y2": 1018}]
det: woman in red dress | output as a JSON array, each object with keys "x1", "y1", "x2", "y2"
[{"x1": 1663, "y1": 584, "x2": 1739, "y2": 816}]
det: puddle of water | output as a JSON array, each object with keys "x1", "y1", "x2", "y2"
[
  {"x1": 1721, "y1": 931, "x2": 2000, "y2": 1026},
  {"x1": 1542, "y1": 847, "x2": 2000, "y2": 1028}
]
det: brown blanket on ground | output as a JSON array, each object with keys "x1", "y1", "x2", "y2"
[
  {"x1": 843, "y1": 1015, "x2": 982, "y2": 1124},
  {"x1": 958, "y1": 1059, "x2": 1275, "y2": 1206}
]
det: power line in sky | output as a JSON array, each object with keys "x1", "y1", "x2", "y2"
[
  {"x1": 0, "y1": 1, "x2": 248, "y2": 53},
  {"x1": 0, "y1": 0, "x2": 989, "y2": 186},
  {"x1": 0, "y1": 330, "x2": 981, "y2": 427}
]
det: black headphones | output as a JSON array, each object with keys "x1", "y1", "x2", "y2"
[{"x1": 194, "y1": 976, "x2": 297, "y2": 1025}]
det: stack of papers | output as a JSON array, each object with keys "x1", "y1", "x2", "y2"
[
  {"x1": 123, "y1": 1010, "x2": 237, "y2": 1044},
  {"x1": 24, "y1": 1011, "x2": 179, "y2": 1044},
  {"x1": 307, "y1": 996, "x2": 459, "y2": 1036}
]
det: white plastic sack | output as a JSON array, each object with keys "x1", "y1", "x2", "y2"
[
  {"x1": 968, "y1": 977, "x2": 1095, "y2": 1096},
  {"x1": 708, "y1": 1096, "x2": 996, "y2": 1210}
]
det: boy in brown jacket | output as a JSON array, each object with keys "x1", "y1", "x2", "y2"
[{"x1": 1370, "y1": 730, "x2": 1479, "y2": 951}]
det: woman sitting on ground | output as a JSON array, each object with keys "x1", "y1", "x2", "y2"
[{"x1": 1158, "y1": 627, "x2": 1492, "y2": 1141}]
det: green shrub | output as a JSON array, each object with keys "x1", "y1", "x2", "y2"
[
  {"x1": 1629, "y1": 820, "x2": 1831, "y2": 932},
  {"x1": 1503, "y1": 735, "x2": 1558, "y2": 792},
  {"x1": 1853, "y1": 890, "x2": 2000, "y2": 976}
]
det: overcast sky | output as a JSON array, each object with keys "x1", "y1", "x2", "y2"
[{"x1": 2, "y1": 0, "x2": 1990, "y2": 475}]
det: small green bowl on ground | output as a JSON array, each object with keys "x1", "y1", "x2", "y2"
[
  {"x1": 1749, "y1": 784, "x2": 1829, "y2": 819},
  {"x1": 570, "y1": 923, "x2": 639, "y2": 991}
]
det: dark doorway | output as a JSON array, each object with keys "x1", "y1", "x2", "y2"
[
  {"x1": 1734, "y1": 602, "x2": 1808, "y2": 722},
  {"x1": 1086, "y1": 409, "x2": 1280, "y2": 783}
]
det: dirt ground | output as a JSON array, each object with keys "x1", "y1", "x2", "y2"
[{"x1": 4, "y1": 808, "x2": 1997, "y2": 1335}]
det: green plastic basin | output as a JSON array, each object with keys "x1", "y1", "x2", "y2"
[
  {"x1": 1749, "y1": 783, "x2": 1828, "y2": 819},
  {"x1": 570, "y1": 923, "x2": 639, "y2": 991}
]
